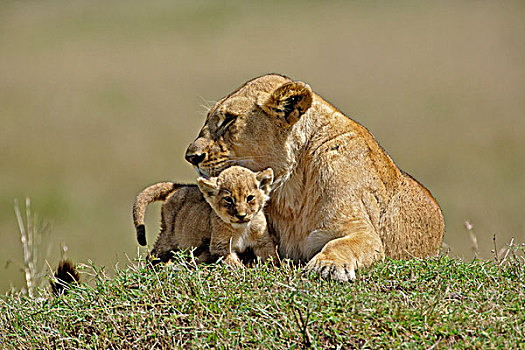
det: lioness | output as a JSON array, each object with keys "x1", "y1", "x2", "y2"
[
  {"x1": 185, "y1": 73, "x2": 445, "y2": 281},
  {"x1": 133, "y1": 166, "x2": 276, "y2": 266}
]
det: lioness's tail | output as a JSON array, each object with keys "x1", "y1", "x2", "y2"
[
  {"x1": 133, "y1": 182, "x2": 182, "y2": 246},
  {"x1": 50, "y1": 259, "x2": 80, "y2": 296}
]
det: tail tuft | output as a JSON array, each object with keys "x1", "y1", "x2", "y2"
[
  {"x1": 50, "y1": 260, "x2": 80, "y2": 296},
  {"x1": 137, "y1": 224, "x2": 147, "y2": 246}
]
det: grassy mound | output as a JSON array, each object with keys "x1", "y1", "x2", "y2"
[{"x1": 1, "y1": 253, "x2": 524, "y2": 349}]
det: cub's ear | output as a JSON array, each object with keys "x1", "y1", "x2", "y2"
[
  {"x1": 257, "y1": 81, "x2": 313, "y2": 127},
  {"x1": 197, "y1": 177, "x2": 218, "y2": 199},
  {"x1": 256, "y1": 168, "x2": 274, "y2": 195}
]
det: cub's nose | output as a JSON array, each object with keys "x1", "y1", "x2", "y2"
[
  {"x1": 235, "y1": 213, "x2": 247, "y2": 221},
  {"x1": 185, "y1": 152, "x2": 206, "y2": 166}
]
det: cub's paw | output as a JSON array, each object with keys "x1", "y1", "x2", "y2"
[
  {"x1": 306, "y1": 253, "x2": 357, "y2": 282},
  {"x1": 222, "y1": 253, "x2": 244, "y2": 268}
]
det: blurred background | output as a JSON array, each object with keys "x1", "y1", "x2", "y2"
[{"x1": 1, "y1": 0, "x2": 524, "y2": 293}]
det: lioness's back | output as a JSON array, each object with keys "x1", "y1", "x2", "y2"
[{"x1": 380, "y1": 173, "x2": 444, "y2": 259}]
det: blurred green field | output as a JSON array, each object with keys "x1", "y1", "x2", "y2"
[{"x1": 1, "y1": 0, "x2": 524, "y2": 293}]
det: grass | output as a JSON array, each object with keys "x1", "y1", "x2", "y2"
[{"x1": 2, "y1": 251, "x2": 524, "y2": 349}]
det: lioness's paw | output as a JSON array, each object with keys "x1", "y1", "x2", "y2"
[{"x1": 306, "y1": 255, "x2": 356, "y2": 282}]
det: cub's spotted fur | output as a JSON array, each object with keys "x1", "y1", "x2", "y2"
[{"x1": 133, "y1": 166, "x2": 276, "y2": 266}]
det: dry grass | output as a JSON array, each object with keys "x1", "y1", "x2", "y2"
[
  {"x1": 13, "y1": 198, "x2": 52, "y2": 297},
  {"x1": 1, "y1": 0, "x2": 524, "y2": 292}
]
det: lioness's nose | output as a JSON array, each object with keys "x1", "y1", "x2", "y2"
[
  {"x1": 185, "y1": 138, "x2": 210, "y2": 166},
  {"x1": 185, "y1": 152, "x2": 206, "y2": 166}
]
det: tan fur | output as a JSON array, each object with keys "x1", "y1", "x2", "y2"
[
  {"x1": 132, "y1": 166, "x2": 277, "y2": 266},
  {"x1": 185, "y1": 73, "x2": 445, "y2": 281}
]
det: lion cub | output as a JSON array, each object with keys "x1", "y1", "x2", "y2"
[
  {"x1": 197, "y1": 166, "x2": 275, "y2": 267},
  {"x1": 133, "y1": 166, "x2": 276, "y2": 267}
]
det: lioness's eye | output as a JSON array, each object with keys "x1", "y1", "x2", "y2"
[
  {"x1": 246, "y1": 195, "x2": 255, "y2": 203},
  {"x1": 219, "y1": 113, "x2": 237, "y2": 130},
  {"x1": 223, "y1": 196, "x2": 234, "y2": 205}
]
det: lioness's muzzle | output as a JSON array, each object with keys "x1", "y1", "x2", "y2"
[{"x1": 185, "y1": 137, "x2": 212, "y2": 166}]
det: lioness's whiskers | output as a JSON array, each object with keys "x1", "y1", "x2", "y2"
[
  {"x1": 197, "y1": 96, "x2": 216, "y2": 113},
  {"x1": 229, "y1": 155, "x2": 269, "y2": 161}
]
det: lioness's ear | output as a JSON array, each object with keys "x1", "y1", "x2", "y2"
[
  {"x1": 257, "y1": 81, "x2": 313, "y2": 127},
  {"x1": 256, "y1": 168, "x2": 274, "y2": 195},
  {"x1": 197, "y1": 177, "x2": 218, "y2": 199}
]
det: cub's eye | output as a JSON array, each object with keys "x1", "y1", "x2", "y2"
[
  {"x1": 223, "y1": 196, "x2": 234, "y2": 205},
  {"x1": 219, "y1": 113, "x2": 237, "y2": 130},
  {"x1": 246, "y1": 195, "x2": 255, "y2": 203}
]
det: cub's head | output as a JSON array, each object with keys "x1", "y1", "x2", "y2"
[
  {"x1": 197, "y1": 166, "x2": 274, "y2": 226},
  {"x1": 185, "y1": 74, "x2": 313, "y2": 181}
]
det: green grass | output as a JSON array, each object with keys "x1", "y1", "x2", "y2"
[{"x1": 2, "y1": 252, "x2": 524, "y2": 349}]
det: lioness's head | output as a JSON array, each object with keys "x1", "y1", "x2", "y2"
[
  {"x1": 197, "y1": 166, "x2": 274, "y2": 226},
  {"x1": 185, "y1": 74, "x2": 313, "y2": 182}
]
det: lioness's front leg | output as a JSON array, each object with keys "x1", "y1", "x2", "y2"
[{"x1": 306, "y1": 230, "x2": 384, "y2": 281}]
